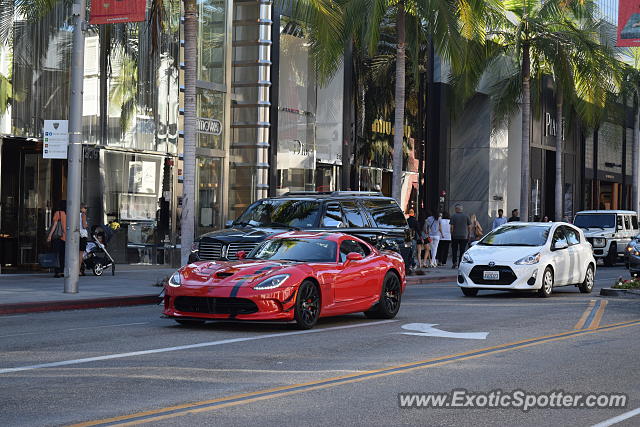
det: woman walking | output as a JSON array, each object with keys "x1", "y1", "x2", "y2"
[
  {"x1": 46, "y1": 200, "x2": 67, "y2": 278},
  {"x1": 79, "y1": 204, "x2": 89, "y2": 275},
  {"x1": 469, "y1": 214, "x2": 484, "y2": 245},
  {"x1": 437, "y1": 212, "x2": 451, "y2": 266},
  {"x1": 425, "y1": 211, "x2": 443, "y2": 268}
]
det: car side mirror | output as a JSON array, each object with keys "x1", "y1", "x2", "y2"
[
  {"x1": 346, "y1": 252, "x2": 363, "y2": 262},
  {"x1": 553, "y1": 241, "x2": 568, "y2": 251},
  {"x1": 225, "y1": 220, "x2": 234, "y2": 228},
  {"x1": 236, "y1": 250, "x2": 246, "y2": 260}
]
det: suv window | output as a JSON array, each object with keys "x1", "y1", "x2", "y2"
[
  {"x1": 633, "y1": 216, "x2": 639, "y2": 230},
  {"x1": 625, "y1": 216, "x2": 632, "y2": 231},
  {"x1": 563, "y1": 226, "x2": 580, "y2": 246},
  {"x1": 552, "y1": 228, "x2": 568, "y2": 248},
  {"x1": 574, "y1": 214, "x2": 615, "y2": 229},
  {"x1": 341, "y1": 201, "x2": 367, "y2": 228},
  {"x1": 235, "y1": 199, "x2": 322, "y2": 228},
  {"x1": 617, "y1": 215, "x2": 624, "y2": 231},
  {"x1": 339, "y1": 239, "x2": 368, "y2": 262},
  {"x1": 322, "y1": 203, "x2": 345, "y2": 228},
  {"x1": 363, "y1": 199, "x2": 407, "y2": 228}
]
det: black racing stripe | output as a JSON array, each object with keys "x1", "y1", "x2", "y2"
[
  {"x1": 230, "y1": 264, "x2": 280, "y2": 298},
  {"x1": 229, "y1": 280, "x2": 246, "y2": 298}
]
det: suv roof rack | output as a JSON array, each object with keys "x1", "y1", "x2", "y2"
[{"x1": 281, "y1": 191, "x2": 384, "y2": 197}]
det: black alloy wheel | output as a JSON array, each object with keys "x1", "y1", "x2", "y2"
[
  {"x1": 365, "y1": 272, "x2": 402, "y2": 319},
  {"x1": 294, "y1": 280, "x2": 320, "y2": 329}
]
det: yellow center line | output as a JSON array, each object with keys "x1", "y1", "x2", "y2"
[
  {"x1": 573, "y1": 299, "x2": 596, "y2": 330},
  {"x1": 589, "y1": 300, "x2": 608, "y2": 329},
  {"x1": 68, "y1": 318, "x2": 640, "y2": 427}
]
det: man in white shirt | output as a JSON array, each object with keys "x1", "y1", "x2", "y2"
[{"x1": 492, "y1": 209, "x2": 508, "y2": 230}]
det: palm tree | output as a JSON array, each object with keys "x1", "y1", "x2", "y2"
[{"x1": 180, "y1": 0, "x2": 197, "y2": 265}]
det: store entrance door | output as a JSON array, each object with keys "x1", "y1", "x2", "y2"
[{"x1": 0, "y1": 139, "x2": 63, "y2": 272}]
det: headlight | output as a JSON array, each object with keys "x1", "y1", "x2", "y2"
[
  {"x1": 168, "y1": 271, "x2": 182, "y2": 287},
  {"x1": 461, "y1": 253, "x2": 474, "y2": 264},
  {"x1": 253, "y1": 274, "x2": 290, "y2": 290},
  {"x1": 191, "y1": 241, "x2": 199, "y2": 252},
  {"x1": 515, "y1": 252, "x2": 541, "y2": 265},
  {"x1": 592, "y1": 238, "x2": 606, "y2": 248}
]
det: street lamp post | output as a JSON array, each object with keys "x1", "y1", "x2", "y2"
[{"x1": 64, "y1": 0, "x2": 86, "y2": 293}]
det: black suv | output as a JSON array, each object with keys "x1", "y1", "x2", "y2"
[{"x1": 189, "y1": 191, "x2": 412, "y2": 267}]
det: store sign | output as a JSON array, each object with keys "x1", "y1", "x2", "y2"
[
  {"x1": 89, "y1": 0, "x2": 146, "y2": 25},
  {"x1": 197, "y1": 118, "x2": 222, "y2": 136},
  {"x1": 617, "y1": 0, "x2": 640, "y2": 47},
  {"x1": 43, "y1": 120, "x2": 69, "y2": 159}
]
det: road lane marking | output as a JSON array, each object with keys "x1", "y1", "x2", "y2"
[
  {"x1": 0, "y1": 322, "x2": 149, "y2": 339},
  {"x1": 589, "y1": 300, "x2": 608, "y2": 329},
  {"x1": 591, "y1": 407, "x2": 640, "y2": 427},
  {"x1": 401, "y1": 323, "x2": 488, "y2": 339},
  {"x1": 574, "y1": 300, "x2": 596, "y2": 329},
  {"x1": 69, "y1": 318, "x2": 640, "y2": 427},
  {"x1": 0, "y1": 320, "x2": 397, "y2": 374}
]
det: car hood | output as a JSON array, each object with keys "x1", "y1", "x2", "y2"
[
  {"x1": 580, "y1": 228, "x2": 615, "y2": 238},
  {"x1": 468, "y1": 245, "x2": 544, "y2": 263},
  {"x1": 180, "y1": 259, "x2": 302, "y2": 287},
  {"x1": 198, "y1": 227, "x2": 291, "y2": 244}
]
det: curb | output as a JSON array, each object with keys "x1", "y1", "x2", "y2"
[
  {"x1": 600, "y1": 288, "x2": 640, "y2": 298},
  {"x1": 407, "y1": 275, "x2": 457, "y2": 285},
  {"x1": 0, "y1": 294, "x2": 162, "y2": 316}
]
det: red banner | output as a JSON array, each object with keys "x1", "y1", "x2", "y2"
[
  {"x1": 89, "y1": 0, "x2": 147, "y2": 25},
  {"x1": 618, "y1": 0, "x2": 640, "y2": 47}
]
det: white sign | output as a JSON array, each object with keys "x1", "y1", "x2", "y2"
[
  {"x1": 43, "y1": 120, "x2": 69, "y2": 159},
  {"x1": 401, "y1": 323, "x2": 489, "y2": 340},
  {"x1": 197, "y1": 117, "x2": 222, "y2": 135}
]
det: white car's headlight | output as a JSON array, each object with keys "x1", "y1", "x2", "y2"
[
  {"x1": 168, "y1": 271, "x2": 182, "y2": 287},
  {"x1": 592, "y1": 238, "x2": 606, "y2": 248},
  {"x1": 461, "y1": 253, "x2": 474, "y2": 264},
  {"x1": 253, "y1": 274, "x2": 290, "y2": 290},
  {"x1": 515, "y1": 253, "x2": 541, "y2": 265}
]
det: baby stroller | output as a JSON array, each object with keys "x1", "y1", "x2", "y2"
[{"x1": 81, "y1": 225, "x2": 116, "y2": 276}]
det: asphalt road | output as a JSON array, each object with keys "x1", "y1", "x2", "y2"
[{"x1": 1, "y1": 266, "x2": 639, "y2": 427}]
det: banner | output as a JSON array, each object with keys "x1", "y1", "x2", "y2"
[
  {"x1": 618, "y1": 0, "x2": 640, "y2": 47},
  {"x1": 89, "y1": 0, "x2": 146, "y2": 25}
]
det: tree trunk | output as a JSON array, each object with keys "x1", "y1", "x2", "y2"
[
  {"x1": 555, "y1": 89, "x2": 563, "y2": 221},
  {"x1": 392, "y1": 2, "x2": 406, "y2": 204},
  {"x1": 634, "y1": 90, "x2": 640, "y2": 216},
  {"x1": 520, "y1": 42, "x2": 531, "y2": 221},
  {"x1": 181, "y1": 0, "x2": 197, "y2": 265}
]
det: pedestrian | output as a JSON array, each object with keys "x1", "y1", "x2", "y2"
[
  {"x1": 508, "y1": 209, "x2": 520, "y2": 222},
  {"x1": 437, "y1": 211, "x2": 451, "y2": 266},
  {"x1": 492, "y1": 209, "x2": 507, "y2": 230},
  {"x1": 79, "y1": 203, "x2": 89, "y2": 275},
  {"x1": 425, "y1": 210, "x2": 443, "y2": 268},
  {"x1": 542, "y1": 215, "x2": 550, "y2": 222},
  {"x1": 406, "y1": 209, "x2": 422, "y2": 270},
  {"x1": 469, "y1": 214, "x2": 484, "y2": 245},
  {"x1": 450, "y1": 204, "x2": 471, "y2": 269},
  {"x1": 46, "y1": 200, "x2": 67, "y2": 278}
]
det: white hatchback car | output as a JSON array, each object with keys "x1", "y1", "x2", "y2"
[{"x1": 457, "y1": 222, "x2": 596, "y2": 297}]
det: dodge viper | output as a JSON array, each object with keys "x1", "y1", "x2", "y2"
[{"x1": 163, "y1": 231, "x2": 406, "y2": 329}]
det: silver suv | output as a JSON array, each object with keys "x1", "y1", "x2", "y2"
[{"x1": 574, "y1": 210, "x2": 639, "y2": 266}]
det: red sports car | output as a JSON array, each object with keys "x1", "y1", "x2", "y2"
[{"x1": 163, "y1": 232, "x2": 406, "y2": 329}]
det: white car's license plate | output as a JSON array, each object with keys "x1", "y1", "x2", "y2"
[{"x1": 483, "y1": 270, "x2": 500, "y2": 280}]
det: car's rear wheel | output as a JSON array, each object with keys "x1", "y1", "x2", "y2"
[
  {"x1": 175, "y1": 319, "x2": 205, "y2": 326},
  {"x1": 579, "y1": 265, "x2": 594, "y2": 293},
  {"x1": 461, "y1": 288, "x2": 479, "y2": 297},
  {"x1": 365, "y1": 272, "x2": 402, "y2": 319},
  {"x1": 294, "y1": 280, "x2": 320, "y2": 330},
  {"x1": 538, "y1": 267, "x2": 554, "y2": 298}
]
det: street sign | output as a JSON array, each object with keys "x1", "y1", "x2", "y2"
[
  {"x1": 89, "y1": 0, "x2": 146, "y2": 25},
  {"x1": 43, "y1": 120, "x2": 69, "y2": 159},
  {"x1": 401, "y1": 323, "x2": 489, "y2": 340}
]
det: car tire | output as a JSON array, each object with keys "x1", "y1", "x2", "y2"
[
  {"x1": 365, "y1": 272, "x2": 402, "y2": 319},
  {"x1": 175, "y1": 319, "x2": 205, "y2": 326},
  {"x1": 538, "y1": 267, "x2": 554, "y2": 298},
  {"x1": 604, "y1": 243, "x2": 617, "y2": 267},
  {"x1": 293, "y1": 280, "x2": 320, "y2": 330},
  {"x1": 578, "y1": 265, "x2": 594, "y2": 294},
  {"x1": 461, "y1": 288, "x2": 479, "y2": 297}
]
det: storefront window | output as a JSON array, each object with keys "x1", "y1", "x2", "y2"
[
  {"x1": 196, "y1": 157, "x2": 223, "y2": 235},
  {"x1": 198, "y1": 0, "x2": 226, "y2": 85},
  {"x1": 197, "y1": 89, "x2": 225, "y2": 150}
]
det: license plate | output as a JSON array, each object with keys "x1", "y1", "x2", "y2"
[{"x1": 483, "y1": 270, "x2": 500, "y2": 280}]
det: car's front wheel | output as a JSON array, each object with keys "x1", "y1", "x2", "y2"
[
  {"x1": 294, "y1": 280, "x2": 320, "y2": 330},
  {"x1": 579, "y1": 265, "x2": 594, "y2": 293},
  {"x1": 461, "y1": 288, "x2": 478, "y2": 297},
  {"x1": 538, "y1": 267, "x2": 554, "y2": 298},
  {"x1": 365, "y1": 272, "x2": 402, "y2": 319}
]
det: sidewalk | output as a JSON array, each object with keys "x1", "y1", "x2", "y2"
[
  {"x1": 0, "y1": 264, "x2": 458, "y2": 316},
  {"x1": 0, "y1": 265, "x2": 175, "y2": 315}
]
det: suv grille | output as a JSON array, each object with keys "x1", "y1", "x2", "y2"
[
  {"x1": 198, "y1": 242, "x2": 259, "y2": 260},
  {"x1": 174, "y1": 297, "x2": 258, "y2": 315},
  {"x1": 228, "y1": 243, "x2": 258, "y2": 260},
  {"x1": 469, "y1": 265, "x2": 517, "y2": 285},
  {"x1": 199, "y1": 242, "x2": 223, "y2": 259}
]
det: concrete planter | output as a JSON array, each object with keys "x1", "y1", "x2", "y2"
[{"x1": 600, "y1": 288, "x2": 640, "y2": 297}]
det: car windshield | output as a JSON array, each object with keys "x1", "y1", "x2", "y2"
[
  {"x1": 249, "y1": 238, "x2": 337, "y2": 262},
  {"x1": 234, "y1": 199, "x2": 321, "y2": 229},
  {"x1": 478, "y1": 225, "x2": 550, "y2": 247},
  {"x1": 573, "y1": 214, "x2": 616, "y2": 229}
]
